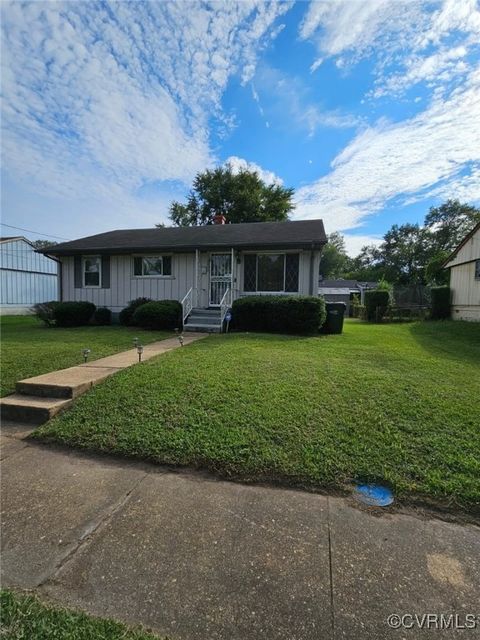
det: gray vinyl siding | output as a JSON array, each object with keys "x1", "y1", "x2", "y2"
[
  {"x1": 60, "y1": 248, "x2": 322, "y2": 312},
  {"x1": 0, "y1": 239, "x2": 58, "y2": 308}
]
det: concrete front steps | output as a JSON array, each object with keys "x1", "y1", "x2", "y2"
[
  {"x1": 184, "y1": 308, "x2": 222, "y2": 333},
  {"x1": 0, "y1": 333, "x2": 208, "y2": 425}
]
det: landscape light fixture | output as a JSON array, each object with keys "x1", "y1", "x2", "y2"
[
  {"x1": 133, "y1": 337, "x2": 139, "y2": 348},
  {"x1": 82, "y1": 348, "x2": 91, "y2": 363},
  {"x1": 177, "y1": 334, "x2": 184, "y2": 347},
  {"x1": 137, "y1": 344, "x2": 144, "y2": 362}
]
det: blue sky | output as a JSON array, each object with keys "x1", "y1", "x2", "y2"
[{"x1": 1, "y1": 0, "x2": 479, "y2": 254}]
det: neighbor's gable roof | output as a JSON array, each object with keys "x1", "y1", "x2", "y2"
[
  {"x1": 41, "y1": 220, "x2": 327, "y2": 255},
  {"x1": 443, "y1": 221, "x2": 480, "y2": 268}
]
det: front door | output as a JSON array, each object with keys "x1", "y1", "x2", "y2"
[{"x1": 209, "y1": 253, "x2": 232, "y2": 306}]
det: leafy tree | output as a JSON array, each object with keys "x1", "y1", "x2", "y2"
[
  {"x1": 166, "y1": 164, "x2": 294, "y2": 226},
  {"x1": 319, "y1": 232, "x2": 349, "y2": 278},
  {"x1": 425, "y1": 250, "x2": 450, "y2": 285},
  {"x1": 381, "y1": 223, "x2": 432, "y2": 284},
  {"x1": 425, "y1": 199, "x2": 480, "y2": 252},
  {"x1": 345, "y1": 244, "x2": 384, "y2": 282},
  {"x1": 30, "y1": 240, "x2": 58, "y2": 250}
]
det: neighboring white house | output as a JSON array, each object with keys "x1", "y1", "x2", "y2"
[
  {"x1": 40, "y1": 218, "x2": 327, "y2": 331},
  {"x1": 0, "y1": 237, "x2": 58, "y2": 314},
  {"x1": 444, "y1": 222, "x2": 480, "y2": 322}
]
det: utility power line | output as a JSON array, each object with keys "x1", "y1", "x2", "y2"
[{"x1": 1, "y1": 222, "x2": 70, "y2": 241}]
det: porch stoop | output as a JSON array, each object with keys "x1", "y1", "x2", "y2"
[{"x1": 184, "y1": 308, "x2": 223, "y2": 333}]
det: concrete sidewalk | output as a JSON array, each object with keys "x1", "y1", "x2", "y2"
[
  {"x1": 0, "y1": 333, "x2": 207, "y2": 424},
  {"x1": 1, "y1": 431, "x2": 479, "y2": 640}
]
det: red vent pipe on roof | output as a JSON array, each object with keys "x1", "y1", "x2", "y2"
[{"x1": 213, "y1": 214, "x2": 227, "y2": 225}]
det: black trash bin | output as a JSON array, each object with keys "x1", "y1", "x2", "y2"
[{"x1": 321, "y1": 302, "x2": 346, "y2": 334}]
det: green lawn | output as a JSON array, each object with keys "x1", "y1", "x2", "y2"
[
  {"x1": 0, "y1": 590, "x2": 164, "y2": 640},
  {"x1": 34, "y1": 321, "x2": 480, "y2": 508},
  {"x1": 0, "y1": 316, "x2": 169, "y2": 396}
]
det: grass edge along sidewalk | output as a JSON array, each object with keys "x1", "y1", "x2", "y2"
[
  {"x1": 0, "y1": 590, "x2": 166, "y2": 640},
  {"x1": 34, "y1": 321, "x2": 480, "y2": 511}
]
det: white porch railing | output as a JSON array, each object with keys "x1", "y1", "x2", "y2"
[
  {"x1": 181, "y1": 287, "x2": 193, "y2": 324},
  {"x1": 220, "y1": 287, "x2": 232, "y2": 328}
]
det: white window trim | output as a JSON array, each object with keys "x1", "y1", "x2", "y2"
[
  {"x1": 132, "y1": 255, "x2": 174, "y2": 279},
  {"x1": 82, "y1": 255, "x2": 102, "y2": 289},
  {"x1": 244, "y1": 251, "x2": 300, "y2": 294}
]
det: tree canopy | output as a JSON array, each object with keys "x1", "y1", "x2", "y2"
[
  {"x1": 342, "y1": 199, "x2": 480, "y2": 285},
  {"x1": 166, "y1": 164, "x2": 295, "y2": 227}
]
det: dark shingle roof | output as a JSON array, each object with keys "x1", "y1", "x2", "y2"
[{"x1": 41, "y1": 220, "x2": 327, "y2": 255}]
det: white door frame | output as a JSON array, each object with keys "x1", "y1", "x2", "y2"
[{"x1": 209, "y1": 252, "x2": 232, "y2": 307}]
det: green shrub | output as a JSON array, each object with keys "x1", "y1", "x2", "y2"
[
  {"x1": 232, "y1": 295, "x2": 326, "y2": 334},
  {"x1": 94, "y1": 307, "x2": 112, "y2": 325},
  {"x1": 430, "y1": 286, "x2": 451, "y2": 320},
  {"x1": 364, "y1": 290, "x2": 390, "y2": 322},
  {"x1": 32, "y1": 301, "x2": 60, "y2": 327},
  {"x1": 119, "y1": 297, "x2": 152, "y2": 326},
  {"x1": 132, "y1": 300, "x2": 182, "y2": 330},
  {"x1": 53, "y1": 301, "x2": 96, "y2": 327}
]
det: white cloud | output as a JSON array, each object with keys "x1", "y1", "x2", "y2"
[
  {"x1": 0, "y1": 1, "x2": 289, "y2": 210},
  {"x1": 225, "y1": 156, "x2": 283, "y2": 186},
  {"x1": 342, "y1": 234, "x2": 382, "y2": 257},
  {"x1": 300, "y1": 0, "x2": 480, "y2": 99},
  {"x1": 294, "y1": 68, "x2": 480, "y2": 230}
]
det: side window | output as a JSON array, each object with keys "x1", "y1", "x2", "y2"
[
  {"x1": 83, "y1": 256, "x2": 101, "y2": 287},
  {"x1": 475, "y1": 259, "x2": 480, "y2": 280}
]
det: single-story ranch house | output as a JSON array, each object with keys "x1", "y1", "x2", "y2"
[
  {"x1": 444, "y1": 221, "x2": 480, "y2": 322},
  {"x1": 42, "y1": 218, "x2": 327, "y2": 331}
]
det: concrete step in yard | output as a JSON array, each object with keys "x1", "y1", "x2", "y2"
[
  {"x1": 0, "y1": 394, "x2": 73, "y2": 424},
  {"x1": 15, "y1": 366, "x2": 120, "y2": 399},
  {"x1": 1, "y1": 335, "x2": 209, "y2": 426}
]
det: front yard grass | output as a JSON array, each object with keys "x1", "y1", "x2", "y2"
[
  {"x1": 0, "y1": 590, "x2": 163, "y2": 639},
  {"x1": 34, "y1": 320, "x2": 480, "y2": 509},
  {"x1": 0, "y1": 315, "x2": 169, "y2": 396}
]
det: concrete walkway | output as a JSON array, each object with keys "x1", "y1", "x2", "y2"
[
  {"x1": 1, "y1": 429, "x2": 479, "y2": 640},
  {"x1": 0, "y1": 333, "x2": 207, "y2": 424}
]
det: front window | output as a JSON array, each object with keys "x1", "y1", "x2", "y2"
[
  {"x1": 244, "y1": 253, "x2": 299, "y2": 292},
  {"x1": 133, "y1": 256, "x2": 172, "y2": 277},
  {"x1": 83, "y1": 256, "x2": 101, "y2": 287},
  {"x1": 475, "y1": 259, "x2": 480, "y2": 280}
]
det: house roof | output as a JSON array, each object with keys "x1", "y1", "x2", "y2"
[
  {"x1": 0, "y1": 236, "x2": 24, "y2": 243},
  {"x1": 443, "y1": 221, "x2": 480, "y2": 268},
  {"x1": 40, "y1": 219, "x2": 327, "y2": 255}
]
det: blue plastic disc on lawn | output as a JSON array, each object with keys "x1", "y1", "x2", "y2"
[{"x1": 353, "y1": 483, "x2": 394, "y2": 507}]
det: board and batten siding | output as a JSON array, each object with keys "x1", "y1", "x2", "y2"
[
  {"x1": 61, "y1": 248, "x2": 321, "y2": 313},
  {"x1": 445, "y1": 225, "x2": 480, "y2": 321},
  {"x1": 61, "y1": 253, "x2": 195, "y2": 312},
  {"x1": 0, "y1": 238, "x2": 58, "y2": 312},
  {"x1": 449, "y1": 261, "x2": 480, "y2": 321}
]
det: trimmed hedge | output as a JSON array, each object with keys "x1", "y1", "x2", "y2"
[
  {"x1": 32, "y1": 301, "x2": 60, "y2": 327},
  {"x1": 430, "y1": 285, "x2": 451, "y2": 320},
  {"x1": 94, "y1": 307, "x2": 112, "y2": 325},
  {"x1": 132, "y1": 300, "x2": 182, "y2": 330},
  {"x1": 364, "y1": 290, "x2": 390, "y2": 322},
  {"x1": 119, "y1": 297, "x2": 152, "y2": 326},
  {"x1": 232, "y1": 295, "x2": 326, "y2": 334},
  {"x1": 54, "y1": 301, "x2": 96, "y2": 327}
]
